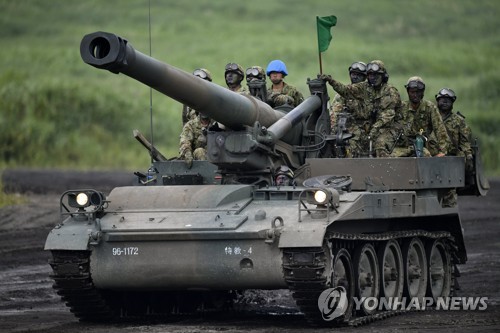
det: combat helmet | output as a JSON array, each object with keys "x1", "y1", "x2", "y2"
[
  {"x1": 435, "y1": 88, "x2": 457, "y2": 102},
  {"x1": 405, "y1": 76, "x2": 425, "y2": 90},
  {"x1": 266, "y1": 60, "x2": 288, "y2": 76},
  {"x1": 193, "y1": 68, "x2": 212, "y2": 82},
  {"x1": 224, "y1": 63, "x2": 244, "y2": 77}
]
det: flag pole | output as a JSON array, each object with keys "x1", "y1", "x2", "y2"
[{"x1": 319, "y1": 51, "x2": 323, "y2": 75}]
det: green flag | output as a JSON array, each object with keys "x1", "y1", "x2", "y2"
[{"x1": 317, "y1": 15, "x2": 337, "y2": 53}]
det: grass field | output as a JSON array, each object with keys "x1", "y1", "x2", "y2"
[{"x1": 1, "y1": 0, "x2": 499, "y2": 175}]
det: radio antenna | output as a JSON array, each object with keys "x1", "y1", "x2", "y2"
[{"x1": 148, "y1": 0, "x2": 154, "y2": 165}]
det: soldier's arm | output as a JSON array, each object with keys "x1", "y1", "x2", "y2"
[
  {"x1": 459, "y1": 120, "x2": 474, "y2": 159},
  {"x1": 179, "y1": 122, "x2": 195, "y2": 158},
  {"x1": 430, "y1": 105, "x2": 450, "y2": 155},
  {"x1": 328, "y1": 79, "x2": 365, "y2": 100}
]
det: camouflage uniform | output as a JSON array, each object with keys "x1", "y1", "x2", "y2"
[
  {"x1": 440, "y1": 111, "x2": 473, "y2": 207},
  {"x1": 179, "y1": 116, "x2": 212, "y2": 162},
  {"x1": 441, "y1": 111, "x2": 472, "y2": 158},
  {"x1": 266, "y1": 82, "x2": 304, "y2": 108},
  {"x1": 233, "y1": 85, "x2": 250, "y2": 94},
  {"x1": 330, "y1": 93, "x2": 371, "y2": 157},
  {"x1": 182, "y1": 68, "x2": 212, "y2": 126},
  {"x1": 181, "y1": 105, "x2": 197, "y2": 126},
  {"x1": 328, "y1": 80, "x2": 401, "y2": 157},
  {"x1": 392, "y1": 100, "x2": 450, "y2": 157}
]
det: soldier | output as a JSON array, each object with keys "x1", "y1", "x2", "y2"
[
  {"x1": 330, "y1": 61, "x2": 370, "y2": 157},
  {"x1": 182, "y1": 68, "x2": 212, "y2": 126},
  {"x1": 436, "y1": 88, "x2": 473, "y2": 207},
  {"x1": 246, "y1": 66, "x2": 267, "y2": 102},
  {"x1": 322, "y1": 60, "x2": 401, "y2": 157},
  {"x1": 391, "y1": 76, "x2": 450, "y2": 157},
  {"x1": 224, "y1": 63, "x2": 248, "y2": 93},
  {"x1": 179, "y1": 113, "x2": 214, "y2": 168},
  {"x1": 265, "y1": 59, "x2": 304, "y2": 108},
  {"x1": 275, "y1": 165, "x2": 295, "y2": 186}
]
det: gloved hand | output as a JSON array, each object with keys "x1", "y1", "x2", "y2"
[
  {"x1": 319, "y1": 74, "x2": 334, "y2": 85},
  {"x1": 184, "y1": 151, "x2": 193, "y2": 169}
]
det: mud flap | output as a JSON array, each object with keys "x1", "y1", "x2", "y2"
[{"x1": 458, "y1": 142, "x2": 490, "y2": 196}]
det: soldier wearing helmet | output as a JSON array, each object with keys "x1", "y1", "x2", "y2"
[
  {"x1": 224, "y1": 62, "x2": 248, "y2": 94},
  {"x1": 246, "y1": 66, "x2": 267, "y2": 102},
  {"x1": 275, "y1": 165, "x2": 295, "y2": 186},
  {"x1": 321, "y1": 60, "x2": 402, "y2": 157},
  {"x1": 391, "y1": 76, "x2": 450, "y2": 157},
  {"x1": 182, "y1": 68, "x2": 212, "y2": 126},
  {"x1": 435, "y1": 88, "x2": 473, "y2": 207},
  {"x1": 179, "y1": 111, "x2": 215, "y2": 168},
  {"x1": 435, "y1": 88, "x2": 473, "y2": 165},
  {"x1": 330, "y1": 61, "x2": 371, "y2": 157},
  {"x1": 265, "y1": 59, "x2": 304, "y2": 108}
]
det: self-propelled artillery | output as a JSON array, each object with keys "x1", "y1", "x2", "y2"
[{"x1": 45, "y1": 31, "x2": 489, "y2": 326}]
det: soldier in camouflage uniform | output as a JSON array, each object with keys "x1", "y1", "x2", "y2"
[
  {"x1": 322, "y1": 60, "x2": 401, "y2": 157},
  {"x1": 330, "y1": 61, "x2": 370, "y2": 157},
  {"x1": 436, "y1": 88, "x2": 473, "y2": 207},
  {"x1": 391, "y1": 76, "x2": 450, "y2": 157},
  {"x1": 182, "y1": 68, "x2": 212, "y2": 126},
  {"x1": 225, "y1": 63, "x2": 249, "y2": 94},
  {"x1": 179, "y1": 113, "x2": 214, "y2": 168},
  {"x1": 245, "y1": 66, "x2": 267, "y2": 102},
  {"x1": 265, "y1": 60, "x2": 304, "y2": 108}
]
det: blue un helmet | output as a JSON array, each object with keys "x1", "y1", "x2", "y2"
[{"x1": 266, "y1": 60, "x2": 288, "y2": 76}]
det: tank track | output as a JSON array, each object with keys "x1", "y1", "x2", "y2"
[
  {"x1": 49, "y1": 250, "x2": 235, "y2": 321},
  {"x1": 49, "y1": 250, "x2": 117, "y2": 322},
  {"x1": 283, "y1": 230, "x2": 458, "y2": 327}
]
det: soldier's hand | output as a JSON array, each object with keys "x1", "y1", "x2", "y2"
[
  {"x1": 319, "y1": 74, "x2": 333, "y2": 85},
  {"x1": 184, "y1": 151, "x2": 193, "y2": 169}
]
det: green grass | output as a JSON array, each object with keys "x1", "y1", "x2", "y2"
[{"x1": 1, "y1": 0, "x2": 500, "y2": 175}]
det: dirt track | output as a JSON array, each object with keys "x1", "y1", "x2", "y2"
[{"x1": 0, "y1": 170, "x2": 499, "y2": 332}]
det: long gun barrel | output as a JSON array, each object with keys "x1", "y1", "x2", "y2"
[{"x1": 80, "y1": 31, "x2": 285, "y2": 129}]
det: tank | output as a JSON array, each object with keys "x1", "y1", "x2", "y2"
[{"x1": 45, "y1": 31, "x2": 489, "y2": 326}]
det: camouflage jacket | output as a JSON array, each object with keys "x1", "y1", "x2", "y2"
[
  {"x1": 181, "y1": 105, "x2": 197, "y2": 126},
  {"x1": 441, "y1": 111, "x2": 473, "y2": 158},
  {"x1": 397, "y1": 100, "x2": 450, "y2": 155},
  {"x1": 266, "y1": 82, "x2": 304, "y2": 107},
  {"x1": 231, "y1": 85, "x2": 249, "y2": 94},
  {"x1": 179, "y1": 116, "x2": 211, "y2": 158},
  {"x1": 329, "y1": 80, "x2": 401, "y2": 139},
  {"x1": 330, "y1": 92, "x2": 371, "y2": 133}
]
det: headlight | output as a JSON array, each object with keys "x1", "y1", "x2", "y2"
[
  {"x1": 314, "y1": 190, "x2": 328, "y2": 204},
  {"x1": 76, "y1": 193, "x2": 89, "y2": 206},
  {"x1": 67, "y1": 190, "x2": 106, "y2": 209},
  {"x1": 306, "y1": 188, "x2": 340, "y2": 206}
]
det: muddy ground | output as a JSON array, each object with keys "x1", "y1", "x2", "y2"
[{"x1": 0, "y1": 169, "x2": 499, "y2": 333}]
